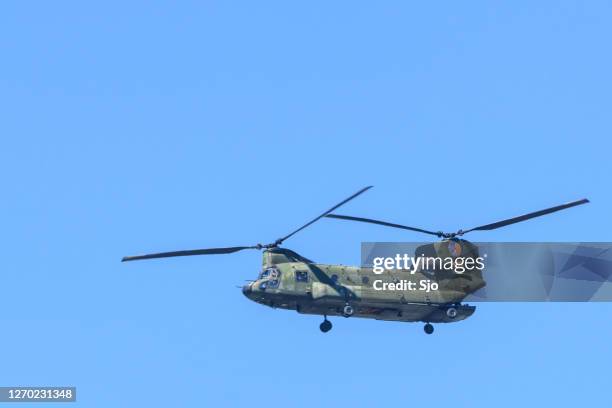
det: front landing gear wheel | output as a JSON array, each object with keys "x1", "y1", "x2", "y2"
[
  {"x1": 424, "y1": 323, "x2": 434, "y2": 335},
  {"x1": 320, "y1": 319, "x2": 332, "y2": 333}
]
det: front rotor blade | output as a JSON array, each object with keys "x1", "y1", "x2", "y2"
[
  {"x1": 461, "y1": 198, "x2": 590, "y2": 234},
  {"x1": 121, "y1": 246, "x2": 257, "y2": 262},
  {"x1": 276, "y1": 186, "x2": 373, "y2": 244},
  {"x1": 325, "y1": 214, "x2": 442, "y2": 237}
]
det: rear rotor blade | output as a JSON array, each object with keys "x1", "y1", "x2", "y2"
[
  {"x1": 325, "y1": 214, "x2": 442, "y2": 237},
  {"x1": 460, "y1": 198, "x2": 590, "y2": 234},
  {"x1": 121, "y1": 246, "x2": 258, "y2": 262},
  {"x1": 275, "y1": 186, "x2": 373, "y2": 245}
]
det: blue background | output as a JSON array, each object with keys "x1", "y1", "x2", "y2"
[{"x1": 1, "y1": 1, "x2": 610, "y2": 407}]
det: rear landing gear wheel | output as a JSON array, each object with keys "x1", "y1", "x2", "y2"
[
  {"x1": 424, "y1": 323, "x2": 434, "y2": 335},
  {"x1": 446, "y1": 307, "x2": 458, "y2": 319},
  {"x1": 320, "y1": 318, "x2": 332, "y2": 333}
]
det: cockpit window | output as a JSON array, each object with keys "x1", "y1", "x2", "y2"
[
  {"x1": 259, "y1": 267, "x2": 281, "y2": 289},
  {"x1": 260, "y1": 267, "x2": 279, "y2": 280},
  {"x1": 295, "y1": 271, "x2": 309, "y2": 282}
]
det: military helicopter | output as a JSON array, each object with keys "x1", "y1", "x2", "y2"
[{"x1": 122, "y1": 187, "x2": 589, "y2": 334}]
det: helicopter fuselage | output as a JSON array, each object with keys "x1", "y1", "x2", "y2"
[{"x1": 241, "y1": 247, "x2": 484, "y2": 324}]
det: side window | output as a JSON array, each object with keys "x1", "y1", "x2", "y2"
[{"x1": 295, "y1": 270, "x2": 309, "y2": 282}]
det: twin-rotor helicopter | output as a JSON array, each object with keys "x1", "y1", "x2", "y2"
[{"x1": 122, "y1": 186, "x2": 588, "y2": 334}]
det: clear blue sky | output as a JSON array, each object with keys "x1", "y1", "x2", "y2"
[{"x1": 1, "y1": 1, "x2": 611, "y2": 407}]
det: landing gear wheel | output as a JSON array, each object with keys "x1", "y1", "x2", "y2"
[
  {"x1": 320, "y1": 319, "x2": 332, "y2": 333},
  {"x1": 446, "y1": 307, "x2": 458, "y2": 319},
  {"x1": 342, "y1": 304, "x2": 354, "y2": 317},
  {"x1": 424, "y1": 323, "x2": 434, "y2": 335}
]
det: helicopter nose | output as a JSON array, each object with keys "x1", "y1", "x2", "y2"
[{"x1": 242, "y1": 283, "x2": 252, "y2": 297}]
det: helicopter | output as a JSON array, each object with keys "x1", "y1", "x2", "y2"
[{"x1": 122, "y1": 186, "x2": 589, "y2": 334}]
